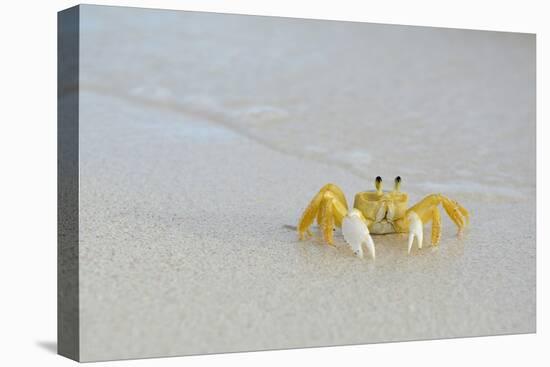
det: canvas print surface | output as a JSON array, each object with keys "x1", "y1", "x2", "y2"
[{"x1": 58, "y1": 4, "x2": 536, "y2": 362}]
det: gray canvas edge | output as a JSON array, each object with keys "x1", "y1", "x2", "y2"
[{"x1": 58, "y1": 5, "x2": 80, "y2": 361}]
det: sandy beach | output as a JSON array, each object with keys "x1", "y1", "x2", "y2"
[{"x1": 76, "y1": 5, "x2": 535, "y2": 361}]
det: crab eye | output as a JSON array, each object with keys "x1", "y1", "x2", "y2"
[
  {"x1": 394, "y1": 176, "x2": 402, "y2": 191},
  {"x1": 375, "y1": 176, "x2": 382, "y2": 193}
]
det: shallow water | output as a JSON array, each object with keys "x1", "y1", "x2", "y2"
[
  {"x1": 76, "y1": 5, "x2": 535, "y2": 361},
  {"x1": 80, "y1": 6, "x2": 535, "y2": 198}
]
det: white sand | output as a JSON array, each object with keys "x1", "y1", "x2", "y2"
[{"x1": 77, "y1": 5, "x2": 535, "y2": 361}]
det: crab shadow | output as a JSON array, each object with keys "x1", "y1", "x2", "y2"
[{"x1": 287, "y1": 223, "x2": 466, "y2": 263}]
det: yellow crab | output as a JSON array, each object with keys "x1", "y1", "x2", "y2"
[{"x1": 297, "y1": 177, "x2": 469, "y2": 259}]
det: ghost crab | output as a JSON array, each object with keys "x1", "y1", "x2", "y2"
[{"x1": 298, "y1": 177, "x2": 469, "y2": 259}]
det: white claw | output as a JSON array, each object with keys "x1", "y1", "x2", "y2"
[
  {"x1": 343, "y1": 209, "x2": 376, "y2": 259},
  {"x1": 364, "y1": 233, "x2": 376, "y2": 260},
  {"x1": 407, "y1": 211, "x2": 423, "y2": 254}
]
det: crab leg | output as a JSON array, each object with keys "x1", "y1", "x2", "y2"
[
  {"x1": 298, "y1": 184, "x2": 376, "y2": 258},
  {"x1": 431, "y1": 206, "x2": 442, "y2": 245},
  {"x1": 298, "y1": 189, "x2": 324, "y2": 240},
  {"x1": 406, "y1": 193, "x2": 469, "y2": 253},
  {"x1": 297, "y1": 183, "x2": 348, "y2": 242},
  {"x1": 319, "y1": 195, "x2": 336, "y2": 245}
]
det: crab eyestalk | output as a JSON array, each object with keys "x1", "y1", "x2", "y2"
[
  {"x1": 375, "y1": 176, "x2": 383, "y2": 194},
  {"x1": 394, "y1": 176, "x2": 401, "y2": 192}
]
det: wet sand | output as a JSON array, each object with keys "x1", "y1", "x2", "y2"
[{"x1": 77, "y1": 5, "x2": 535, "y2": 361}]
